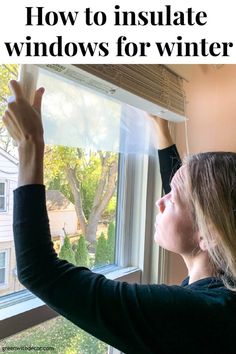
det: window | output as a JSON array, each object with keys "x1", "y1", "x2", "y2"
[
  {"x1": 0, "y1": 182, "x2": 7, "y2": 212},
  {"x1": 0, "y1": 64, "x2": 163, "y2": 353},
  {"x1": 0, "y1": 251, "x2": 7, "y2": 287}
]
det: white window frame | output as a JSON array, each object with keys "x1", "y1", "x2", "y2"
[
  {"x1": 0, "y1": 250, "x2": 8, "y2": 288},
  {"x1": 0, "y1": 180, "x2": 7, "y2": 213},
  {"x1": 0, "y1": 66, "x2": 166, "y2": 350}
]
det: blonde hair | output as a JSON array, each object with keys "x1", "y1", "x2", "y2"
[{"x1": 184, "y1": 152, "x2": 236, "y2": 290}]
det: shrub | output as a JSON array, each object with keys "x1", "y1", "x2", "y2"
[
  {"x1": 107, "y1": 222, "x2": 115, "y2": 264},
  {"x1": 75, "y1": 235, "x2": 90, "y2": 268},
  {"x1": 94, "y1": 232, "x2": 107, "y2": 267},
  {"x1": 59, "y1": 236, "x2": 76, "y2": 264}
]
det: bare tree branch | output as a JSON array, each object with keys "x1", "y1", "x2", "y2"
[{"x1": 0, "y1": 95, "x2": 7, "y2": 103}]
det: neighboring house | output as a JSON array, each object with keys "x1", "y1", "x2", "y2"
[
  {"x1": 0, "y1": 148, "x2": 23, "y2": 296},
  {"x1": 46, "y1": 190, "x2": 78, "y2": 238},
  {"x1": 0, "y1": 148, "x2": 78, "y2": 297}
]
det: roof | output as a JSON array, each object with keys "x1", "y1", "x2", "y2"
[
  {"x1": 46, "y1": 190, "x2": 75, "y2": 211},
  {"x1": 0, "y1": 147, "x2": 18, "y2": 165}
]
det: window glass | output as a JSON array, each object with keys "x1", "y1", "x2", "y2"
[
  {"x1": 0, "y1": 252, "x2": 5, "y2": 267},
  {"x1": 0, "y1": 183, "x2": 6, "y2": 211},
  {"x1": 0, "y1": 197, "x2": 5, "y2": 211},
  {"x1": 0, "y1": 183, "x2": 5, "y2": 196},
  {"x1": 0, "y1": 269, "x2": 5, "y2": 284},
  {"x1": 0, "y1": 251, "x2": 6, "y2": 284},
  {"x1": 45, "y1": 146, "x2": 118, "y2": 270}
]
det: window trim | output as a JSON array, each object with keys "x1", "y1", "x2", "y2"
[
  {"x1": 0, "y1": 180, "x2": 7, "y2": 213},
  {"x1": 0, "y1": 267, "x2": 141, "y2": 340}
]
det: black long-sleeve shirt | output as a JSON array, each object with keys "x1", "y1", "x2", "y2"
[
  {"x1": 158, "y1": 144, "x2": 181, "y2": 194},
  {"x1": 13, "y1": 145, "x2": 236, "y2": 354}
]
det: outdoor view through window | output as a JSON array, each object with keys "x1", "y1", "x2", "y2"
[{"x1": 0, "y1": 64, "x2": 118, "y2": 353}]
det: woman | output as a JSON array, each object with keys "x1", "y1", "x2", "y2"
[{"x1": 3, "y1": 81, "x2": 236, "y2": 354}]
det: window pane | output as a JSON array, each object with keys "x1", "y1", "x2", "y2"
[
  {"x1": 0, "y1": 252, "x2": 5, "y2": 268},
  {"x1": 0, "y1": 268, "x2": 5, "y2": 284},
  {"x1": 0, "y1": 316, "x2": 108, "y2": 353},
  {"x1": 45, "y1": 146, "x2": 118, "y2": 270},
  {"x1": 0, "y1": 197, "x2": 5, "y2": 210},
  {"x1": 0, "y1": 183, "x2": 5, "y2": 196}
]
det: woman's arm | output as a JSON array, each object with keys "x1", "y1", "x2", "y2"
[{"x1": 150, "y1": 115, "x2": 182, "y2": 194}]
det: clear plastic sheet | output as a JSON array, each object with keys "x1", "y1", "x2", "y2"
[{"x1": 37, "y1": 68, "x2": 158, "y2": 155}]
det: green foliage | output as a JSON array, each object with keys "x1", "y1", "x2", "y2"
[
  {"x1": 102, "y1": 195, "x2": 117, "y2": 220},
  {"x1": 47, "y1": 174, "x2": 74, "y2": 205},
  {"x1": 59, "y1": 236, "x2": 76, "y2": 264},
  {"x1": 0, "y1": 65, "x2": 18, "y2": 115},
  {"x1": 0, "y1": 65, "x2": 19, "y2": 153},
  {"x1": 0, "y1": 316, "x2": 107, "y2": 354},
  {"x1": 107, "y1": 222, "x2": 116, "y2": 264},
  {"x1": 45, "y1": 147, "x2": 118, "y2": 221},
  {"x1": 75, "y1": 235, "x2": 90, "y2": 267},
  {"x1": 94, "y1": 232, "x2": 107, "y2": 267}
]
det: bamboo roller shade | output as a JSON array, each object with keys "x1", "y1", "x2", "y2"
[{"x1": 74, "y1": 64, "x2": 185, "y2": 116}]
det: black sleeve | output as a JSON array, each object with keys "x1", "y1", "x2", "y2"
[
  {"x1": 158, "y1": 144, "x2": 181, "y2": 194},
  {"x1": 13, "y1": 185, "x2": 227, "y2": 354}
]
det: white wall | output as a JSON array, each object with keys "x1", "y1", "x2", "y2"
[
  {"x1": 167, "y1": 64, "x2": 236, "y2": 285},
  {"x1": 0, "y1": 152, "x2": 18, "y2": 242}
]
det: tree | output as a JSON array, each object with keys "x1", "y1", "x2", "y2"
[
  {"x1": 94, "y1": 232, "x2": 107, "y2": 267},
  {"x1": 107, "y1": 222, "x2": 116, "y2": 264},
  {"x1": 0, "y1": 65, "x2": 19, "y2": 154},
  {"x1": 75, "y1": 235, "x2": 89, "y2": 267},
  {"x1": 59, "y1": 236, "x2": 75, "y2": 264},
  {"x1": 45, "y1": 146, "x2": 118, "y2": 244}
]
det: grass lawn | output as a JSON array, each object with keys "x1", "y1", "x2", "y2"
[{"x1": 0, "y1": 316, "x2": 108, "y2": 354}]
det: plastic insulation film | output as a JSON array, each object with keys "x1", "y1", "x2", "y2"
[{"x1": 19, "y1": 65, "x2": 184, "y2": 155}]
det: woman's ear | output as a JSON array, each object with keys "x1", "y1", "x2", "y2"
[
  {"x1": 198, "y1": 234, "x2": 217, "y2": 252},
  {"x1": 199, "y1": 236, "x2": 208, "y2": 252}
]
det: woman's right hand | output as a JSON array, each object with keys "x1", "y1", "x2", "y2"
[
  {"x1": 3, "y1": 80, "x2": 45, "y2": 148},
  {"x1": 148, "y1": 114, "x2": 174, "y2": 149}
]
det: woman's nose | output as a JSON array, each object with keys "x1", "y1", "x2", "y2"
[{"x1": 156, "y1": 197, "x2": 165, "y2": 213}]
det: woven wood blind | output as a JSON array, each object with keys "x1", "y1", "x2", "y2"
[{"x1": 74, "y1": 64, "x2": 185, "y2": 116}]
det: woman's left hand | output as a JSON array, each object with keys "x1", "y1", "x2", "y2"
[
  {"x1": 2, "y1": 80, "x2": 45, "y2": 186},
  {"x1": 2, "y1": 80, "x2": 45, "y2": 148}
]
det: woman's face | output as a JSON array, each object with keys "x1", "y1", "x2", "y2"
[{"x1": 154, "y1": 166, "x2": 199, "y2": 256}]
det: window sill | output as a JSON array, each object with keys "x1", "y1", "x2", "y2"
[{"x1": 0, "y1": 266, "x2": 141, "y2": 340}]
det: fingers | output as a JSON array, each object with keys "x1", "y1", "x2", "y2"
[
  {"x1": 9, "y1": 80, "x2": 24, "y2": 101},
  {"x1": 33, "y1": 87, "x2": 45, "y2": 113},
  {"x1": 8, "y1": 81, "x2": 45, "y2": 113},
  {"x1": 2, "y1": 110, "x2": 20, "y2": 143}
]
